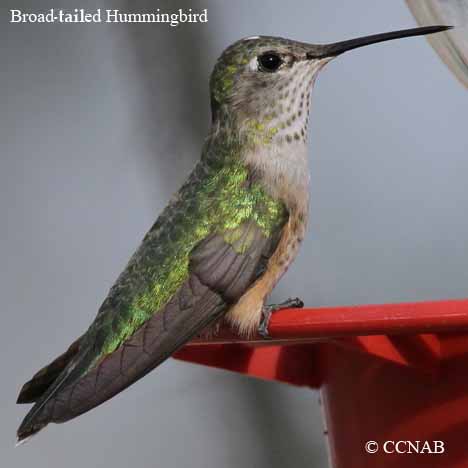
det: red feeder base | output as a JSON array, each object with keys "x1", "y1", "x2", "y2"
[
  {"x1": 174, "y1": 299, "x2": 468, "y2": 467},
  {"x1": 321, "y1": 337, "x2": 468, "y2": 467}
]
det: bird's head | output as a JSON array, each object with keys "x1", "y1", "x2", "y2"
[{"x1": 210, "y1": 26, "x2": 451, "y2": 145}]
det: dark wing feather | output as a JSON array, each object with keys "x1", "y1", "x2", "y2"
[
  {"x1": 17, "y1": 220, "x2": 282, "y2": 440},
  {"x1": 18, "y1": 275, "x2": 225, "y2": 435},
  {"x1": 190, "y1": 218, "x2": 275, "y2": 300}
]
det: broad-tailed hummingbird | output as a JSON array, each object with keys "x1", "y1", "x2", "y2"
[{"x1": 17, "y1": 24, "x2": 451, "y2": 443}]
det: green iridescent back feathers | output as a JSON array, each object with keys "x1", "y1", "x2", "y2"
[{"x1": 86, "y1": 128, "x2": 287, "y2": 366}]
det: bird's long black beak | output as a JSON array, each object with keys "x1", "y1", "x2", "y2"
[{"x1": 307, "y1": 25, "x2": 453, "y2": 59}]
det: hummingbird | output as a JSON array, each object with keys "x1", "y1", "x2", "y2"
[{"x1": 17, "y1": 24, "x2": 451, "y2": 443}]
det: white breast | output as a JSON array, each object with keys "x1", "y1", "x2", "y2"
[{"x1": 244, "y1": 139, "x2": 309, "y2": 211}]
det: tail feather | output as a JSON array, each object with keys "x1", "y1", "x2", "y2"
[
  {"x1": 16, "y1": 352, "x2": 87, "y2": 443},
  {"x1": 17, "y1": 336, "x2": 82, "y2": 404},
  {"x1": 16, "y1": 275, "x2": 227, "y2": 443}
]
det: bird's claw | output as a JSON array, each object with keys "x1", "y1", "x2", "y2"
[
  {"x1": 257, "y1": 297, "x2": 304, "y2": 339},
  {"x1": 258, "y1": 306, "x2": 273, "y2": 339}
]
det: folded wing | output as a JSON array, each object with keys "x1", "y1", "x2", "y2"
[{"x1": 17, "y1": 218, "x2": 283, "y2": 441}]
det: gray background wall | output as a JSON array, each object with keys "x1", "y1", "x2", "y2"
[{"x1": 1, "y1": 1, "x2": 466, "y2": 467}]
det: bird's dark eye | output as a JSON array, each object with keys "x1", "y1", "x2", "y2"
[{"x1": 258, "y1": 52, "x2": 283, "y2": 72}]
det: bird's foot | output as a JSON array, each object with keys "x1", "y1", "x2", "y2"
[{"x1": 257, "y1": 297, "x2": 304, "y2": 339}]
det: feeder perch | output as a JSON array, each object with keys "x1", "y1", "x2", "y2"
[{"x1": 174, "y1": 298, "x2": 468, "y2": 467}]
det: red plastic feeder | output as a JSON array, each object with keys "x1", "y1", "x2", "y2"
[{"x1": 174, "y1": 298, "x2": 468, "y2": 467}]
